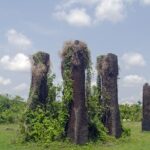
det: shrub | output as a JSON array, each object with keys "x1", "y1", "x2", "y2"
[
  {"x1": 0, "y1": 95, "x2": 26, "y2": 124},
  {"x1": 88, "y1": 85, "x2": 108, "y2": 141},
  {"x1": 20, "y1": 73, "x2": 71, "y2": 143},
  {"x1": 120, "y1": 102, "x2": 142, "y2": 122}
]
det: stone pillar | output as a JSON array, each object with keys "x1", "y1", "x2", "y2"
[
  {"x1": 28, "y1": 51, "x2": 50, "y2": 110},
  {"x1": 97, "y1": 53, "x2": 122, "y2": 138},
  {"x1": 142, "y1": 83, "x2": 150, "y2": 131},
  {"x1": 61, "y1": 40, "x2": 88, "y2": 144}
]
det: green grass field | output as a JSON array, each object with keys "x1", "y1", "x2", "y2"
[{"x1": 0, "y1": 122, "x2": 150, "y2": 150}]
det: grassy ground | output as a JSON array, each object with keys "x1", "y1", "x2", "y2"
[{"x1": 0, "y1": 122, "x2": 150, "y2": 150}]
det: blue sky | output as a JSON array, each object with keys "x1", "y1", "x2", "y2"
[{"x1": 0, "y1": 0, "x2": 150, "y2": 103}]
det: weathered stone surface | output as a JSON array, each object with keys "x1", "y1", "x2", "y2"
[
  {"x1": 142, "y1": 83, "x2": 150, "y2": 131},
  {"x1": 97, "y1": 53, "x2": 122, "y2": 138},
  {"x1": 61, "y1": 40, "x2": 88, "y2": 144},
  {"x1": 28, "y1": 51, "x2": 50, "y2": 109}
]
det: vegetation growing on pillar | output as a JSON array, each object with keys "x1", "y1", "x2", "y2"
[
  {"x1": 61, "y1": 41, "x2": 91, "y2": 140},
  {"x1": 20, "y1": 49, "x2": 131, "y2": 145},
  {"x1": 61, "y1": 40, "x2": 108, "y2": 143},
  {"x1": 20, "y1": 52, "x2": 66, "y2": 143},
  {"x1": 88, "y1": 85, "x2": 108, "y2": 141},
  {"x1": 60, "y1": 70, "x2": 73, "y2": 137},
  {"x1": 20, "y1": 73, "x2": 65, "y2": 144}
]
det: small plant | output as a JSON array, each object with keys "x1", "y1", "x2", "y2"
[{"x1": 122, "y1": 127, "x2": 131, "y2": 137}]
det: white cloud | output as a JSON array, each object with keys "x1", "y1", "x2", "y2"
[
  {"x1": 122, "y1": 74, "x2": 146, "y2": 87},
  {"x1": 0, "y1": 76, "x2": 11, "y2": 85},
  {"x1": 13, "y1": 83, "x2": 28, "y2": 92},
  {"x1": 54, "y1": 0, "x2": 137, "y2": 26},
  {"x1": 0, "y1": 53, "x2": 31, "y2": 72},
  {"x1": 54, "y1": 8, "x2": 91, "y2": 27},
  {"x1": 54, "y1": 0, "x2": 150, "y2": 26},
  {"x1": 141, "y1": 0, "x2": 150, "y2": 5},
  {"x1": 95, "y1": 0, "x2": 125, "y2": 23},
  {"x1": 122, "y1": 52, "x2": 146, "y2": 68},
  {"x1": 55, "y1": 0, "x2": 99, "y2": 10},
  {"x1": 6, "y1": 29, "x2": 32, "y2": 49},
  {"x1": 79, "y1": 0, "x2": 99, "y2": 5}
]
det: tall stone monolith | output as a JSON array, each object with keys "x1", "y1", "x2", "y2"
[
  {"x1": 28, "y1": 51, "x2": 50, "y2": 109},
  {"x1": 61, "y1": 40, "x2": 89, "y2": 144},
  {"x1": 97, "y1": 53, "x2": 122, "y2": 138},
  {"x1": 142, "y1": 83, "x2": 150, "y2": 131}
]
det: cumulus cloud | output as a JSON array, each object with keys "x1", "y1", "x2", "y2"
[
  {"x1": 6, "y1": 29, "x2": 32, "y2": 49},
  {"x1": 0, "y1": 76, "x2": 11, "y2": 85},
  {"x1": 13, "y1": 83, "x2": 28, "y2": 92},
  {"x1": 122, "y1": 52, "x2": 146, "y2": 68},
  {"x1": 0, "y1": 53, "x2": 31, "y2": 72},
  {"x1": 95, "y1": 0, "x2": 125, "y2": 23},
  {"x1": 122, "y1": 74, "x2": 146, "y2": 87},
  {"x1": 54, "y1": 0, "x2": 125, "y2": 25},
  {"x1": 141, "y1": 0, "x2": 150, "y2": 5},
  {"x1": 54, "y1": 0, "x2": 139, "y2": 26},
  {"x1": 54, "y1": 8, "x2": 91, "y2": 27}
]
